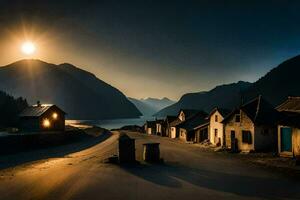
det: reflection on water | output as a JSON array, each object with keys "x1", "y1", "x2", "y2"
[{"x1": 66, "y1": 116, "x2": 155, "y2": 130}]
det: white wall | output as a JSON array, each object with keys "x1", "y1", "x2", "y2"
[{"x1": 209, "y1": 110, "x2": 224, "y2": 146}]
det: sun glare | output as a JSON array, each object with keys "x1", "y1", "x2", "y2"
[{"x1": 21, "y1": 41, "x2": 36, "y2": 55}]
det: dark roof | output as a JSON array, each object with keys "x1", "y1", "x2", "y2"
[
  {"x1": 145, "y1": 120, "x2": 156, "y2": 127},
  {"x1": 19, "y1": 104, "x2": 65, "y2": 117},
  {"x1": 208, "y1": 107, "x2": 231, "y2": 118},
  {"x1": 165, "y1": 115, "x2": 177, "y2": 123},
  {"x1": 156, "y1": 119, "x2": 164, "y2": 124},
  {"x1": 178, "y1": 109, "x2": 200, "y2": 119},
  {"x1": 169, "y1": 118, "x2": 183, "y2": 127},
  {"x1": 276, "y1": 96, "x2": 300, "y2": 113},
  {"x1": 223, "y1": 96, "x2": 281, "y2": 125},
  {"x1": 278, "y1": 112, "x2": 300, "y2": 128},
  {"x1": 177, "y1": 111, "x2": 208, "y2": 131}
]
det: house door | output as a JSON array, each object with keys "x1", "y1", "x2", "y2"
[
  {"x1": 281, "y1": 127, "x2": 292, "y2": 152},
  {"x1": 230, "y1": 130, "x2": 235, "y2": 149}
]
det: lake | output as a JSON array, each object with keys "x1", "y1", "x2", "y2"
[{"x1": 66, "y1": 116, "x2": 155, "y2": 130}]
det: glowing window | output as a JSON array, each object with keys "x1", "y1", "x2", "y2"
[
  {"x1": 43, "y1": 119, "x2": 51, "y2": 128},
  {"x1": 52, "y1": 112, "x2": 58, "y2": 120}
]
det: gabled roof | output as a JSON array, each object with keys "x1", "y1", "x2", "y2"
[
  {"x1": 276, "y1": 96, "x2": 300, "y2": 113},
  {"x1": 178, "y1": 109, "x2": 200, "y2": 119},
  {"x1": 177, "y1": 111, "x2": 208, "y2": 131},
  {"x1": 169, "y1": 118, "x2": 183, "y2": 127},
  {"x1": 223, "y1": 95, "x2": 280, "y2": 125},
  {"x1": 208, "y1": 107, "x2": 231, "y2": 118},
  {"x1": 19, "y1": 104, "x2": 65, "y2": 117},
  {"x1": 165, "y1": 115, "x2": 177, "y2": 123}
]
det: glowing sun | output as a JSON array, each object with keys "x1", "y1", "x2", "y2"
[{"x1": 21, "y1": 41, "x2": 36, "y2": 55}]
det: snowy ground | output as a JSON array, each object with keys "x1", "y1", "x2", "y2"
[{"x1": 0, "y1": 131, "x2": 299, "y2": 200}]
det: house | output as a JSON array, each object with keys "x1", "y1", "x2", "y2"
[
  {"x1": 169, "y1": 109, "x2": 200, "y2": 139},
  {"x1": 19, "y1": 102, "x2": 66, "y2": 132},
  {"x1": 144, "y1": 120, "x2": 156, "y2": 135},
  {"x1": 177, "y1": 111, "x2": 208, "y2": 142},
  {"x1": 164, "y1": 116, "x2": 177, "y2": 137},
  {"x1": 208, "y1": 108, "x2": 231, "y2": 146},
  {"x1": 276, "y1": 97, "x2": 300, "y2": 157},
  {"x1": 194, "y1": 119, "x2": 210, "y2": 143},
  {"x1": 155, "y1": 119, "x2": 165, "y2": 136},
  {"x1": 222, "y1": 96, "x2": 280, "y2": 152}
]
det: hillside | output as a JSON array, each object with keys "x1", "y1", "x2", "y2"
[
  {"x1": 155, "y1": 81, "x2": 251, "y2": 117},
  {"x1": 0, "y1": 59, "x2": 141, "y2": 119},
  {"x1": 129, "y1": 97, "x2": 175, "y2": 116},
  {"x1": 0, "y1": 90, "x2": 28, "y2": 127},
  {"x1": 243, "y1": 55, "x2": 300, "y2": 105}
]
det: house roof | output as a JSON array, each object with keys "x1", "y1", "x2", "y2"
[
  {"x1": 169, "y1": 118, "x2": 183, "y2": 127},
  {"x1": 177, "y1": 111, "x2": 208, "y2": 131},
  {"x1": 223, "y1": 95, "x2": 280, "y2": 125},
  {"x1": 145, "y1": 120, "x2": 156, "y2": 127},
  {"x1": 276, "y1": 96, "x2": 300, "y2": 113},
  {"x1": 178, "y1": 109, "x2": 200, "y2": 119},
  {"x1": 165, "y1": 115, "x2": 177, "y2": 123},
  {"x1": 278, "y1": 112, "x2": 300, "y2": 128},
  {"x1": 208, "y1": 107, "x2": 231, "y2": 118},
  {"x1": 19, "y1": 104, "x2": 65, "y2": 117},
  {"x1": 155, "y1": 119, "x2": 164, "y2": 124}
]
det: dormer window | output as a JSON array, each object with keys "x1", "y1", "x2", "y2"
[{"x1": 235, "y1": 114, "x2": 240, "y2": 122}]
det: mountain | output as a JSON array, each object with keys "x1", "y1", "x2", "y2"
[
  {"x1": 0, "y1": 59, "x2": 141, "y2": 119},
  {"x1": 0, "y1": 90, "x2": 28, "y2": 127},
  {"x1": 243, "y1": 55, "x2": 300, "y2": 106},
  {"x1": 155, "y1": 81, "x2": 252, "y2": 117},
  {"x1": 129, "y1": 97, "x2": 175, "y2": 116}
]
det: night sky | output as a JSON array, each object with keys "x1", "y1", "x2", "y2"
[{"x1": 1, "y1": 0, "x2": 300, "y2": 100}]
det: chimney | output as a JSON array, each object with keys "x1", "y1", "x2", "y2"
[{"x1": 37, "y1": 101, "x2": 41, "y2": 107}]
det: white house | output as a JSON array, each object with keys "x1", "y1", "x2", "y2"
[{"x1": 208, "y1": 108, "x2": 230, "y2": 146}]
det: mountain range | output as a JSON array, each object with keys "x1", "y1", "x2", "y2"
[
  {"x1": 128, "y1": 97, "x2": 175, "y2": 116},
  {"x1": 156, "y1": 55, "x2": 300, "y2": 117},
  {"x1": 0, "y1": 59, "x2": 141, "y2": 119}
]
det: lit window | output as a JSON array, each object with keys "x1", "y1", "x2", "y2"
[
  {"x1": 43, "y1": 119, "x2": 51, "y2": 128},
  {"x1": 52, "y1": 112, "x2": 58, "y2": 120}
]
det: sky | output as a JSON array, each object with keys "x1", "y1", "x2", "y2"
[{"x1": 1, "y1": 0, "x2": 300, "y2": 100}]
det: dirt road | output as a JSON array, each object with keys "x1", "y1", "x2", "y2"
[{"x1": 0, "y1": 131, "x2": 299, "y2": 200}]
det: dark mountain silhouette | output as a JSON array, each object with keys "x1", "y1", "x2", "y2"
[
  {"x1": 243, "y1": 55, "x2": 300, "y2": 106},
  {"x1": 157, "y1": 54, "x2": 300, "y2": 117},
  {"x1": 0, "y1": 90, "x2": 28, "y2": 127},
  {"x1": 155, "y1": 81, "x2": 251, "y2": 117},
  {"x1": 0, "y1": 59, "x2": 141, "y2": 119},
  {"x1": 129, "y1": 97, "x2": 175, "y2": 116}
]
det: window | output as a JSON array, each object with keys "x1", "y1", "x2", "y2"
[
  {"x1": 214, "y1": 129, "x2": 218, "y2": 136},
  {"x1": 235, "y1": 114, "x2": 241, "y2": 122},
  {"x1": 242, "y1": 131, "x2": 252, "y2": 144},
  {"x1": 215, "y1": 115, "x2": 218, "y2": 122}
]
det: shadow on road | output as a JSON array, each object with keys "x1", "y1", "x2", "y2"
[
  {"x1": 0, "y1": 132, "x2": 112, "y2": 170},
  {"x1": 120, "y1": 161, "x2": 300, "y2": 199}
]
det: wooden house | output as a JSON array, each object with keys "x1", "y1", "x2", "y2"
[
  {"x1": 177, "y1": 111, "x2": 208, "y2": 142},
  {"x1": 155, "y1": 119, "x2": 165, "y2": 136},
  {"x1": 164, "y1": 116, "x2": 177, "y2": 137},
  {"x1": 144, "y1": 121, "x2": 156, "y2": 135},
  {"x1": 208, "y1": 108, "x2": 231, "y2": 146},
  {"x1": 222, "y1": 96, "x2": 280, "y2": 152},
  {"x1": 169, "y1": 109, "x2": 199, "y2": 139},
  {"x1": 276, "y1": 97, "x2": 300, "y2": 157},
  {"x1": 19, "y1": 102, "x2": 66, "y2": 132}
]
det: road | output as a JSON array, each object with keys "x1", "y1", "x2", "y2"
[{"x1": 0, "y1": 131, "x2": 299, "y2": 200}]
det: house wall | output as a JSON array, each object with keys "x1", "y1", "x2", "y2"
[
  {"x1": 209, "y1": 111, "x2": 224, "y2": 146},
  {"x1": 40, "y1": 107, "x2": 65, "y2": 131},
  {"x1": 293, "y1": 128, "x2": 300, "y2": 157},
  {"x1": 254, "y1": 125, "x2": 277, "y2": 152},
  {"x1": 156, "y1": 124, "x2": 162, "y2": 135},
  {"x1": 170, "y1": 127, "x2": 177, "y2": 138},
  {"x1": 224, "y1": 110, "x2": 255, "y2": 152},
  {"x1": 278, "y1": 125, "x2": 300, "y2": 157},
  {"x1": 178, "y1": 111, "x2": 185, "y2": 121},
  {"x1": 147, "y1": 128, "x2": 152, "y2": 135},
  {"x1": 179, "y1": 128, "x2": 187, "y2": 141}
]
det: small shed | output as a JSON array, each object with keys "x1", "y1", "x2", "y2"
[
  {"x1": 19, "y1": 102, "x2": 66, "y2": 132},
  {"x1": 118, "y1": 134, "x2": 136, "y2": 163}
]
